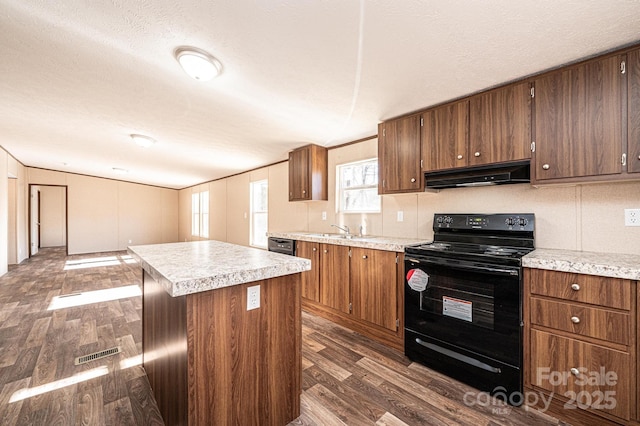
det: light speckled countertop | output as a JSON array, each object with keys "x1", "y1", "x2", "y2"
[
  {"x1": 128, "y1": 240, "x2": 311, "y2": 297},
  {"x1": 523, "y1": 248, "x2": 640, "y2": 280},
  {"x1": 268, "y1": 232, "x2": 429, "y2": 252}
]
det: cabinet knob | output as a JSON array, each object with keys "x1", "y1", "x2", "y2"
[
  {"x1": 410, "y1": 178, "x2": 416, "y2": 183},
  {"x1": 570, "y1": 367, "x2": 580, "y2": 376},
  {"x1": 362, "y1": 255, "x2": 368, "y2": 259},
  {"x1": 638, "y1": 155, "x2": 640, "y2": 160},
  {"x1": 323, "y1": 249, "x2": 328, "y2": 253},
  {"x1": 457, "y1": 154, "x2": 463, "y2": 160},
  {"x1": 571, "y1": 283, "x2": 580, "y2": 291},
  {"x1": 570, "y1": 316, "x2": 580, "y2": 324},
  {"x1": 474, "y1": 152, "x2": 481, "y2": 157},
  {"x1": 542, "y1": 164, "x2": 550, "y2": 170},
  {"x1": 302, "y1": 190, "x2": 306, "y2": 194},
  {"x1": 312, "y1": 247, "x2": 317, "y2": 252}
]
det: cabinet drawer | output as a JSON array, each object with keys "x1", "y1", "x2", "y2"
[
  {"x1": 529, "y1": 269, "x2": 630, "y2": 310},
  {"x1": 530, "y1": 330, "x2": 631, "y2": 420},
  {"x1": 530, "y1": 298, "x2": 629, "y2": 345}
]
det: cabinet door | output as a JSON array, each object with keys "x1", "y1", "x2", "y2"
[
  {"x1": 297, "y1": 241, "x2": 320, "y2": 302},
  {"x1": 319, "y1": 244, "x2": 350, "y2": 314},
  {"x1": 469, "y1": 82, "x2": 532, "y2": 166},
  {"x1": 535, "y1": 55, "x2": 624, "y2": 180},
  {"x1": 351, "y1": 248, "x2": 397, "y2": 331},
  {"x1": 531, "y1": 330, "x2": 631, "y2": 420},
  {"x1": 628, "y1": 48, "x2": 640, "y2": 174},
  {"x1": 378, "y1": 115, "x2": 422, "y2": 193},
  {"x1": 422, "y1": 100, "x2": 469, "y2": 171},
  {"x1": 288, "y1": 147, "x2": 309, "y2": 201}
]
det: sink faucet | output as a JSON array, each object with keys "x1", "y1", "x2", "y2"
[{"x1": 331, "y1": 224, "x2": 350, "y2": 235}]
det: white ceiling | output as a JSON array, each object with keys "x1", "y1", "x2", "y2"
[{"x1": 2, "y1": 1, "x2": 640, "y2": 189}]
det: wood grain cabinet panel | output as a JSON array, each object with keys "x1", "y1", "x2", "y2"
[
  {"x1": 319, "y1": 244, "x2": 350, "y2": 314},
  {"x1": 421, "y1": 100, "x2": 469, "y2": 171},
  {"x1": 529, "y1": 269, "x2": 630, "y2": 310},
  {"x1": 289, "y1": 144, "x2": 327, "y2": 201},
  {"x1": 297, "y1": 241, "x2": 320, "y2": 302},
  {"x1": 628, "y1": 48, "x2": 640, "y2": 174},
  {"x1": 530, "y1": 298, "x2": 630, "y2": 345},
  {"x1": 534, "y1": 54, "x2": 624, "y2": 180},
  {"x1": 531, "y1": 330, "x2": 631, "y2": 421},
  {"x1": 351, "y1": 247, "x2": 397, "y2": 331},
  {"x1": 469, "y1": 82, "x2": 532, "y2": 166},
  {"x1": 378, "y1": 115, "x2": 422, "y2": 194}
]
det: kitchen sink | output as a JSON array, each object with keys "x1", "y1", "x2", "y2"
[{"x1": 305, "y1": 233, "x2": 373, "y2": 240}]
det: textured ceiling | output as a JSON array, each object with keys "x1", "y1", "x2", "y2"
[{"x1": 1, "y1": 1, "x2": 640, "y2": 189}]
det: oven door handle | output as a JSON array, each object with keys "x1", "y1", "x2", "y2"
[{"x1": 406, "y1": 257, "x2": 519, "y2": 277}]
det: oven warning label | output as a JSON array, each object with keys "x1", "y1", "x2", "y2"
[
  {"x1": 406, "y1": 269, "x2": 429, "y2": 292},
  {"x1": 442, "y1": 296, "x2": 473, "y2": 322}
]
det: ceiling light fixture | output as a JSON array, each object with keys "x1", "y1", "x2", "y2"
[
  {"x1": 112, "y1": 167, "x2": 129, "y2": 174},
  {"x1": 130, "y1": 134, "x2": 156, "y2": 148},
  {"x1": 174, "y1": 46, "x2": 223, "y2": 81}
]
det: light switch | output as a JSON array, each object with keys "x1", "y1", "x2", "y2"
[{"x1": 397, "y1": 211, "x2": 404, "y2": 222}]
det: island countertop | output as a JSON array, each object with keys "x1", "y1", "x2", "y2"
[{"x1": 127, "y1": 240, "x2": 311, "y2": 297}]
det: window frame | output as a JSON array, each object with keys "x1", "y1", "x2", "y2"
[
  {"x1": 336, "y1": 158, "x2": 381, "y2": 214},
  {"x1": 191, "y1": 190, "x2": 209, "y2": 239},
  {"x1": 250, "y1": 179, "x2": 268, "y2": 249}
]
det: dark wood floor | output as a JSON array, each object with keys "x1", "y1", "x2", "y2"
[{"x1": 0, "y1": 247, "x2": 567, "y2": 425}]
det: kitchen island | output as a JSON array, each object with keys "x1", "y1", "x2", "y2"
[{"x1": 127, "y1": 240, "x2": 311, "y2": 426}]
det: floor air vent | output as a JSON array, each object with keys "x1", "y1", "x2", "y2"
[{"x1": 75, "y1": 346, "x2": 122, "y2": 365}]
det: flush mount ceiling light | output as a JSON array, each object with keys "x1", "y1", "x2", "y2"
[
  {"x1": 130, "y1": 134, "x2": 156, "y2": 148},
  {"x1": 174, "y1": 46, "x2": 223, "y2": 81}
]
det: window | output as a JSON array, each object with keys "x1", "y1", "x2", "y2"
[
  {"x1": 337, "y1": 159, "x2": 381, "y2": 213},
  {"x1": 250, "y1": 180, "x2": 268, "y2": 248},
  {"x1": 191, "y1": 190, "x2": 209, "y2": 238}
]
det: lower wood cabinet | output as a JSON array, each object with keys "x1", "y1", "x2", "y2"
[
  {"x1": 296, "y1": 240, "x2": 403, "y2": 350},
  {"x1": 524, "y1": 268, "x2": 638, "y2": 425}
]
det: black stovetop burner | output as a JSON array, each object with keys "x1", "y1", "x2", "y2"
[{"x1": 406, "y1": 213, "x2": 535, "y2": 264}]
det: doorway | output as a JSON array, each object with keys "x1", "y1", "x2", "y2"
[{"x1": 28, "y1": 184, "x2": 68, "y2": 257}]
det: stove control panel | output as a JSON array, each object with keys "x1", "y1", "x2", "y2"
[{"x1": 433, "y1": 213, "x2": 535, "y2": 232}]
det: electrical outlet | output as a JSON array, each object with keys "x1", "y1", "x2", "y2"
[
  {"x1": 625, "y1": 209, "x2": 640, "y2": 226},
  {"x1": 128, "y1": 239, "x2": 132, "y2": 244},
  {"x1": 247, "y1": 285, "x2": 260, "y2": 310},
  {"x1": 397, "y1": 211, "x2": 404, "y2": 222},
  {"x1": 321, "y1": 211, "x2": 327, "y2": 220}
]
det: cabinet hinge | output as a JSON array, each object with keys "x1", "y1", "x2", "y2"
[
  {"x1": 349, "y1": 249, "x2": 352, "y2": 258},
  {"x1": 382, "y1": 179, "x2": 385, "y2": 188},
  {"x1": 530, "y1": 86, "x2": 535, "y2": 98},
  {"x1": 420, "y1": 159, "x2": 423, "y2": 169},
  {"x1": 621, "y1": 60, "x2": 626, "y2": 75},
  {"x1": 420, "y1": 117, "x2": 424, "y2": 127},
  {"x1": 382, "y1": 128, "x2": 386, "y2": 137},
  {"x1": 396, "y1": 319, "x2": 400, "y2": 329},
  {"x1": 622, "y1": 153, "x2": 627, "y2": 166},
  {"x1": 349, "y1": 303, "x2": 353, "y2": 313},
  {"x1": 530, "y1": 141, "x2": 535, "y2": 153},
  {"x1": 395, "y1": 254, "x2": 399, "y2": 264}
]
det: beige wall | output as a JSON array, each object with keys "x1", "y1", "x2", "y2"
[
  {"x1": 178, "y1": 138, "x2": 640, "y2": 255},
  {"x1": 0, "y1": 149, "x2": 8, "y2": 275},
  {"x1": 39, "y1": 185, "x2": 67, "y2": 247},
  {"x1": 28, "y1": 168, "x2": 179, "y2": 255},
  {"x1": 8, "y1": 179, "x2": 17, "y2": 264}
]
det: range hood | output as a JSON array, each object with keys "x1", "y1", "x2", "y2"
[{"x1": 424, "y1": 160, "x2": 531, "y2": 189}]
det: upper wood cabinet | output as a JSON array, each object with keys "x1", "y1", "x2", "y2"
[
  {"x1": 288, "y1": 144, "x2": 327, "y2": 201},
  {"x1": 469, "y1": 82, "x2": 532, "y2": 166},
  {"x1": 534, "y1": 54, "x2": 625, "y2": 181},
  {"x1": 421, "y1": 100, "x2": 469, "y2": 171},
  {"x1": 628, "y1": 48, "x2": 640, "y2": 174},
  {"x1": 378, "y1": 115, "x2": 422, "y2": 194}
]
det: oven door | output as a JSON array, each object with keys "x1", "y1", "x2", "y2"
[{"x1": 404, "y1": 255, "x2": 521, "y2": 366}]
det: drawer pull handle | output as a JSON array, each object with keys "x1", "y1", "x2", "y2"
[
  {"x1": 570, "y1": 316, "x2": 580, "y2": 324},
  {"x1": 570, "y1": 283, "x2": 580, "y2": 291},
  {"x1": 474, "y1": 151, "x2": 481, "y2": 157},
  {"x1": 457, "y1": 154, "x2": 463, "y2": 160},
  {"x1": 570, "y1": 367, "x2": 580, "y2": 376},
  {"x1": 362, "y1": 255, "x2": 368, "y2": 259},
  {"x1": 542, "y1": 164, "x2": 550, "y2": 170},
  {"x1": 411, "y1": 178, "x2": 416, "y2": 183}
]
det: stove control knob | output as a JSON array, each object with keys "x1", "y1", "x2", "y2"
[
  {"x1": 436, "y1": 216, "x2": 444, "y2": 224},
  {"x1": 505, "y1": 217, "x2": 515, "y2": 226},
  {"x1": 518, "y1": 218, "x2": 528, "y2": 227},
  {"x1": 444, "y1": 216, "x2": 453, "y2": 224}
]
